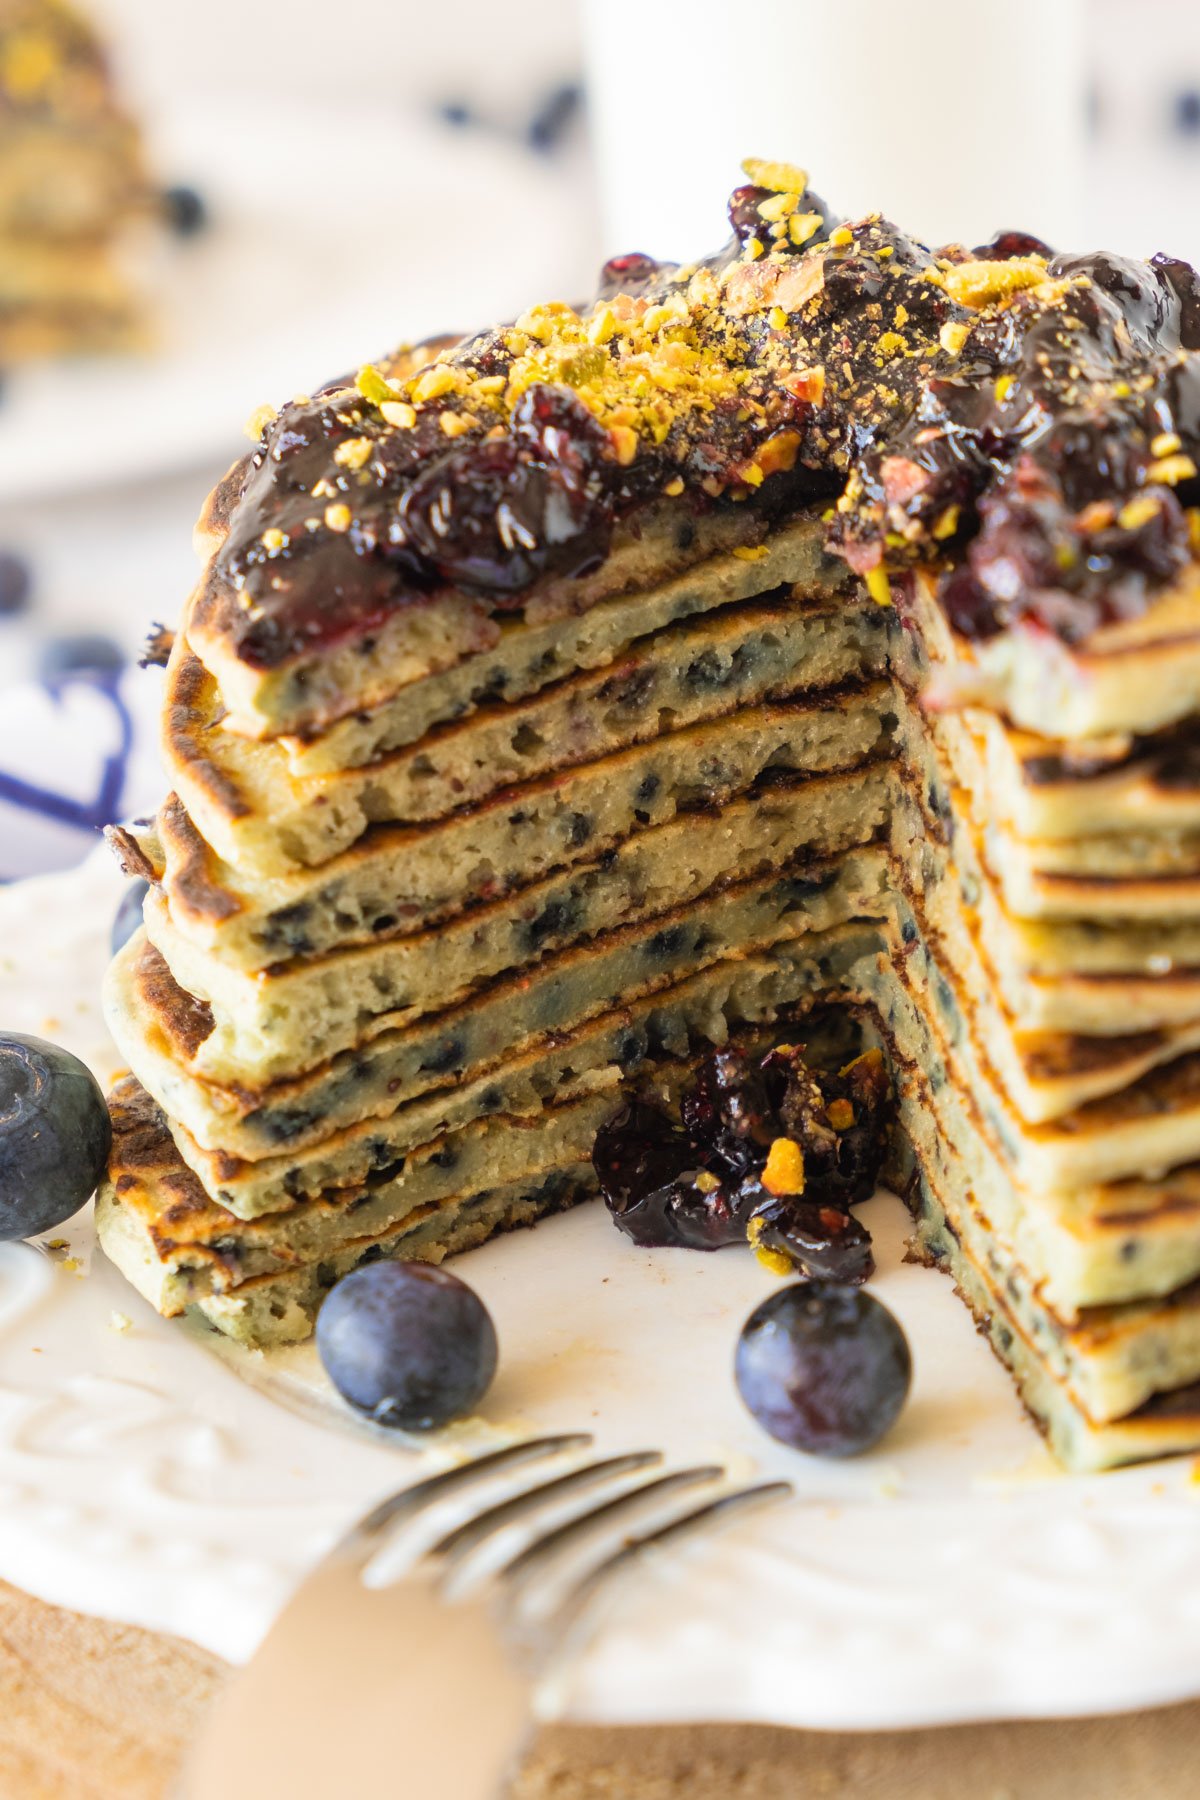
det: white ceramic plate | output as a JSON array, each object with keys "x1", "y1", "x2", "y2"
[
  {"x1": 3, "y1": 850, "x2": 1200, "y2": 1731},
  {"x1": 0, "y1": 98, "x2": 599, "y2": 503}
]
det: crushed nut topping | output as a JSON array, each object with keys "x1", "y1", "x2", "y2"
[{"x1": 212, "y1": 163, "x2": 1200, "y2": 667}]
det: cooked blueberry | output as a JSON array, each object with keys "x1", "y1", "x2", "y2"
[
  {"x1": 316, "y1": 1259, "x2": 498, "y2": 1430},
  {"x1": 163, "y1": 184, "x2": 208, "y2": 235},
  {"x1": 594, "y1": 1037, "x2": 890, "y2": 1269},
  {"x1": 735, "y1": 1283, "x2": 911, "y2": 1457},
  {"x1": 0, "y1": 1035, "x2": 111, "y2": 1240},
  {"x1": 111, "y1": 879, "x2": 149, "y2": 955},
  {"x1": 39, "y1": 634, "x2": 124, "y2": 684},
  {"x1": 0, "y1": 550, "x2": 31, "y2": 616}
]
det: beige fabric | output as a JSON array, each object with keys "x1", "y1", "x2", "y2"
[{"x1": 1, "y1": 1578, "x2": 1198, "y2": 1798}]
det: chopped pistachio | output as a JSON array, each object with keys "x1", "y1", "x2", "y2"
[
  {"x1": 609, "y1": 425, "x2": 639, "y2": 466},
  {"x1": 761, "y1": 1136, "x2": 806, "y2": 1197},
  {"x1": 355, "y1": 364, "x2": 396, "y2": 405},
  {"x1": 788, "y1": 211, "x2": 823, "y2": 248},
  {"x1": 411, "y1": 364, "x2": 465, "y2": 404},
  {"x1": 866, "y1": 566, "x2": 892, "y2": 607},
  {"x1": 741, "y1": 156, "x2": 809, "y2": 194},
  {"x1": 1118, "y1": 495, "x2": 1162, "y2": 531},
  {"x1": 242, "y1": 401, "x2": 277, "y2": 442},
  {"x1": 757, "y1": 191, "x2": 799, "y2": 223},
  {"x1": 1147, "y1": 453, "x2": 1198, "y2": 487},
  {"x1": 333, "y1": 437, "x2": 373, "y2": 470}
]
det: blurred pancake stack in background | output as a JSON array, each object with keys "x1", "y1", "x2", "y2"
[{"x1": 0, "y1": 0, "x2": 151, "y2": 360}]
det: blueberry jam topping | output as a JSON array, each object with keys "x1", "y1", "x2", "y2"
[
  {"x1": 398, "y1": 384, "x2": 615, "y2": 594},
  {"x1": 591, "y1": 1039, "x2": 890, "y2": 1282},
  {"x1": 213, "y1": 155, "x2": 1200, "y2": 669}
]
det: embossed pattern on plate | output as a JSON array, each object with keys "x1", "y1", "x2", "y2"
[{"x1": 3, "y1": 850, "x2": 1200, "y2": 1730}]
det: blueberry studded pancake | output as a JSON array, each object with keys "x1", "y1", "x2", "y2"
[
  {"x1": 163, "y1": 583, "x2": 894, "y2": 875},
  {"x1": 156, "y1": 921, "x2": 887, "y2": 1218},
  {"x1": 133, "y1": 685, "x2": 892, "y2": 971},
  {"x1": 104, "y1": 855, "x2": 891, "y2": 1158},
  {"x1": 97, "y1": 157, "x2": 1200, "y2": 1471},
  {"x1": 141, "y1": 759, "x2": 891, "y2": 1083}
]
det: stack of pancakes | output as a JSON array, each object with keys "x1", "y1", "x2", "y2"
[
  {"x1": 0, "y1": 0, "x2": 147, "y2": 359},
  {"x1": 101, "y1": 495, "x2": 900, "y2": 1344},
  {"x1": 97, "y1": 166, "x2": 1200, "y2": 1470}
]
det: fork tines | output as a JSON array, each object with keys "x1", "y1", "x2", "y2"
[{"x1": 340, "y1": 1433, "x2": 792, "y2": 1656}]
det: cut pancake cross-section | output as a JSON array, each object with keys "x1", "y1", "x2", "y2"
[{"x1": 98, "y1": 160, "x2": 1200, "y2": 1473}]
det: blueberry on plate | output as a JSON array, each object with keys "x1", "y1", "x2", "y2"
[
  {"x1": 735, "y1": 1283, "x2": 911, "y2": 1458},
  {"x1": 0, "y1": 1035, "x2": 112, "y2": 1240},
  {"x1": 111, "y1": 878, "x2": 149, "y2": 955},
  {"x1": 316, "y1": 1260, "x2": 498, "y2": 1431}
]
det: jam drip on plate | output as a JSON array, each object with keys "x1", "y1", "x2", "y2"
[
  {"x1": 591, "y1": 1039, "x2": 891, "y2": 1284},
  {"x1": 217, "y1": 155, "x2": 1200, "y2": 668}
]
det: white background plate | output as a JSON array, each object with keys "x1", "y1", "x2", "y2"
[
  {"x1": 0, "y1": 96, "x2": 600, "y2": 504},
  {"x1": 3, "y1": 851, "x2": 1200, "y2": 1731}
]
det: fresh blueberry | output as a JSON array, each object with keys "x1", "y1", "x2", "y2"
[
  {"x1": 111, "y1": 879, "x2": 149, "y2": 955},
  {"x1": 0, "y1": 550, "x2": 31, "y2": 616},
  {"x1": 316, "y1": 1260, "x2": 498, "y2": 1430},
  {"x1": 0, "y1": 1034, "x2": 112, "y2": 1240},
  {"x1": 735, "y1": 1283, "x2": 911, "y2": 1457},
  {"x1": 163, "y1": 184, "x2": 208, "y2": 236},
  {"x1": 38, "y1": 634, "x2": 124, "y2": 684}
]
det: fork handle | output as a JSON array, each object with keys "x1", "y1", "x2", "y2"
[{"x1": 180, "y1": 1562, "x2": 534, "y2": 1799}]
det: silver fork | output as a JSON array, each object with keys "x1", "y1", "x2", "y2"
[{"x1": 181, "y1": 1433, "x2": 791, "y2": 1799}]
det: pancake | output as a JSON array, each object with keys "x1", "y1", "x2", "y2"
[
  {"x1": 906, "y1": 1157, "x2": 1200, "y2": 1475},
  {"x1": 99, "y1": 1074, "x2": 620, "y2": 1313},
  {"x1": 0, "y1": 0, "x2": 150, "y2": 360},
  {"x1": 97, "y1": 162, "x2": 1200, "y2": 1473},
  {"x1": 908, "y1": 564, "x2": 1200, "y2": 743},
  {"x1": 104, "y1": 863, "x2": 890, "y2": 1158},
  {"x1": 142, "y1": 760, "x2": 891, "y2": 1084},
  {"x1": 165, "y1": 586, "x2": 892, "y2": 874},
  {"x1": 861, "y1": 946, "x2": 1200, "y2": 1313},
  {"x1": 165, "y1": 922, "x2": 886, "y2": 1216},
  {"x1": 142, "y1": 685, "x2": 893, "y2": 969},
  {"x1": 188, "y1": 481, "x2": 819, "y2": 744},
  {"x1": 201, "y1": 517, "x2": 842, "y2": 779},
  {"x1": 937, "y1": 708, "x2": 1200, "y2": 843}
]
